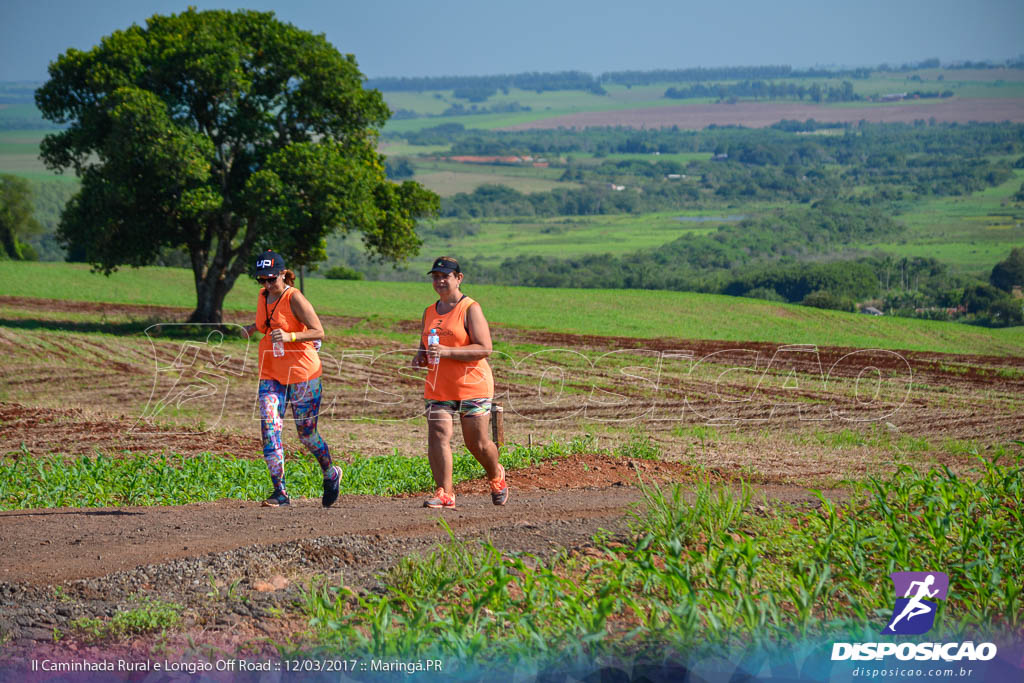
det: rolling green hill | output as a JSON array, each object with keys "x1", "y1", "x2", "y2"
[{"x1": 2, "y1": 261, "x2": 1021, "y2": 355}]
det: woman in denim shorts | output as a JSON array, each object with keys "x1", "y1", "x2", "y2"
[{"x1": 412, "y1": 256, "x2": 508, "y2": 509}]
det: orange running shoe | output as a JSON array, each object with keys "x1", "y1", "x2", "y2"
[
  {"x1": 424, "y1": 488, "x2": 456, "y2": 509},
  {"x1": 490, "y1": 464, "x2": 509, "y2": 506}
]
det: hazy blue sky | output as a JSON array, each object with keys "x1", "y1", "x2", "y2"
[{"x1": 1, "y1": 0, "x2": 1022, "y2": 82}]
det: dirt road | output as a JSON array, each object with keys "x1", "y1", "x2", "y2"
[{"x1": 1, "y1": 453, "x2": 834, "y2": 587}]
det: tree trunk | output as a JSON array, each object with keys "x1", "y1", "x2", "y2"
[
  {"x1": 188, "y1": 276, "x2": 231, "y2": 325},
  {"x1": 187, "y1": 251, "x2": 240, "y2": 325},
  {"x1": 185, "y1": 218, "x2": 257, "y2": 326}
]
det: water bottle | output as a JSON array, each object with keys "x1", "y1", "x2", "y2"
[
  {"x1": 427, "y1": 328, "x2": 440, "y2": 366},
  {"x1": 272, "y1": 335, "x2": 285, "y2": 358}
]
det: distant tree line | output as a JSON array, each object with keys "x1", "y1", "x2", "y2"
[
  {"x1": 878, "y1": 57, "x2": 1024, "y2": 71},
  {"x1": 665, "y1": 80, "x2": 861, "y2": 103},
  {"x1": 443, "y1": 181, "x2": 702, "y2": 218},
  {"x1": 0, "y1": 83, "x2": 62, "y2": 129}
]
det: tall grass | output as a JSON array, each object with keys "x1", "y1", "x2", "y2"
[{"x1": 297, "y1": 453, "x2": 1023, "y2": 670}]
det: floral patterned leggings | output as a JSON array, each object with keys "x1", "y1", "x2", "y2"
[{"x1": 258, "y1": 377, "x2": 333, "y2": 496}]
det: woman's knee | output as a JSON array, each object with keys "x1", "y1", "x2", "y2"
[{"x1": 465, "y1": 435, "x2": 495, "y2": 457}]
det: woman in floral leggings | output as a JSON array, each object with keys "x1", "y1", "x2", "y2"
[{"x1": 242, "y1": 250, "x2": 341, "y2": 508}]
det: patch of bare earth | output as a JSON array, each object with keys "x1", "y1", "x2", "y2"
[{"x1": 500, "y1": 98, "x2": 1024, "y2": 130}]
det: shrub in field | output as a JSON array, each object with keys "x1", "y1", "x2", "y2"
[
  {"x1": 323, "y1": 265, "x2": 365, "y2": 280},
  {"x1": 801, "y1": 290, "x2": 856, "y2": 312}
]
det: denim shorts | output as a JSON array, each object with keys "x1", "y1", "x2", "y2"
[{"x1": 424, "y1": 397, "x2": 492, "y2": 417}]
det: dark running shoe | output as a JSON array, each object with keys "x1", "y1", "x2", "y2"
[
  {"x1": 262, "y1": 490, "x2": 290, "y2": 507},
  {"x1": 322, "y1": 466, "x2": 342, "y2": 508},
  {"x1": 490, "y1": 464, "x2": 509, "y2": 506}
]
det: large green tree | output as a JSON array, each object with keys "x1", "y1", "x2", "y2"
[
  {"x1": 36, "y1": 8, "x2": 438, "y2": 323},
  {"x1": 0, "y1": 174, "x2": 42, "y2": 260}
]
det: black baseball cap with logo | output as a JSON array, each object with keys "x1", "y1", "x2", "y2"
[
  {"x1": 255, "y1": 250, "x2": 286, "y2": 277},
  {"x1": 428, "y1": 256, "x2": 461, "y2": 275}
]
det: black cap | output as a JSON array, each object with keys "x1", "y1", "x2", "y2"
[
  {"x1": 428, "y1": 256, "x2": 461, "y2": 275},
  {"x1": 255, "y1": 250, "x2": 285, "y2": 277}
]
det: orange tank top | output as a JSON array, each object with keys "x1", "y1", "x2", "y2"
[
  {"x1": 422, "y1": 296, "x2": 494, "y2": 401},
  {"x1": 256, "y1": 287, "x2": 321, "y2": 384}
]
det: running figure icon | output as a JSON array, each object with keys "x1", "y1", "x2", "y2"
[
  {"x1": 887, "y1": 574, "x2": 938, "y2": 631},
  {"x1": 883, "y1": 571, "x2": 948, "y2": 635}
]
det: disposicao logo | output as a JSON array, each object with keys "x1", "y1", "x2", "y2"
[{"x1": 831, "y1": 570, "x2": 997, "y2": 662}]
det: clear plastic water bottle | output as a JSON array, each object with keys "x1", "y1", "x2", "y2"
[
  {"x1": 272, "y1": 336, "x2": 285, "y2": 358},
  {"x1": 427, "y1": 328, "x2": 440, "y2": 366}
]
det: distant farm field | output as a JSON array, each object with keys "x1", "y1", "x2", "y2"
[
  {"x1": 409, "y1": 158, "x2": 576, "y2": 196},
  {"x1": 2, "y1": 261, "x2": 1022, "y2": 355},
  {"x1": 380, "y1": 69, "x2": 1024, "y2": 133},
  {"x1": 419, "y1": 212, "x2": 732, "y2": 263},
  {"x1": 500, "y1": 98, "x2": 1024, "y2": 131},
  {"x1": 393, "y1": 168, "x2": 1023, "y2": 277},
  {"x1": 863, "y1": 169, "x2": 1024, "y2": 272}
]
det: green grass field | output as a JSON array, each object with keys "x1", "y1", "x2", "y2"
[
  {"x1": 2, "y1": 261, "x2": 1022, "y2": 355},
  {"x1": 418, "y1": 212, "x2": 731, "y2": 264},
  {"x1": 865, "y1": 169, "x2": 1024, "y2": 272}
]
